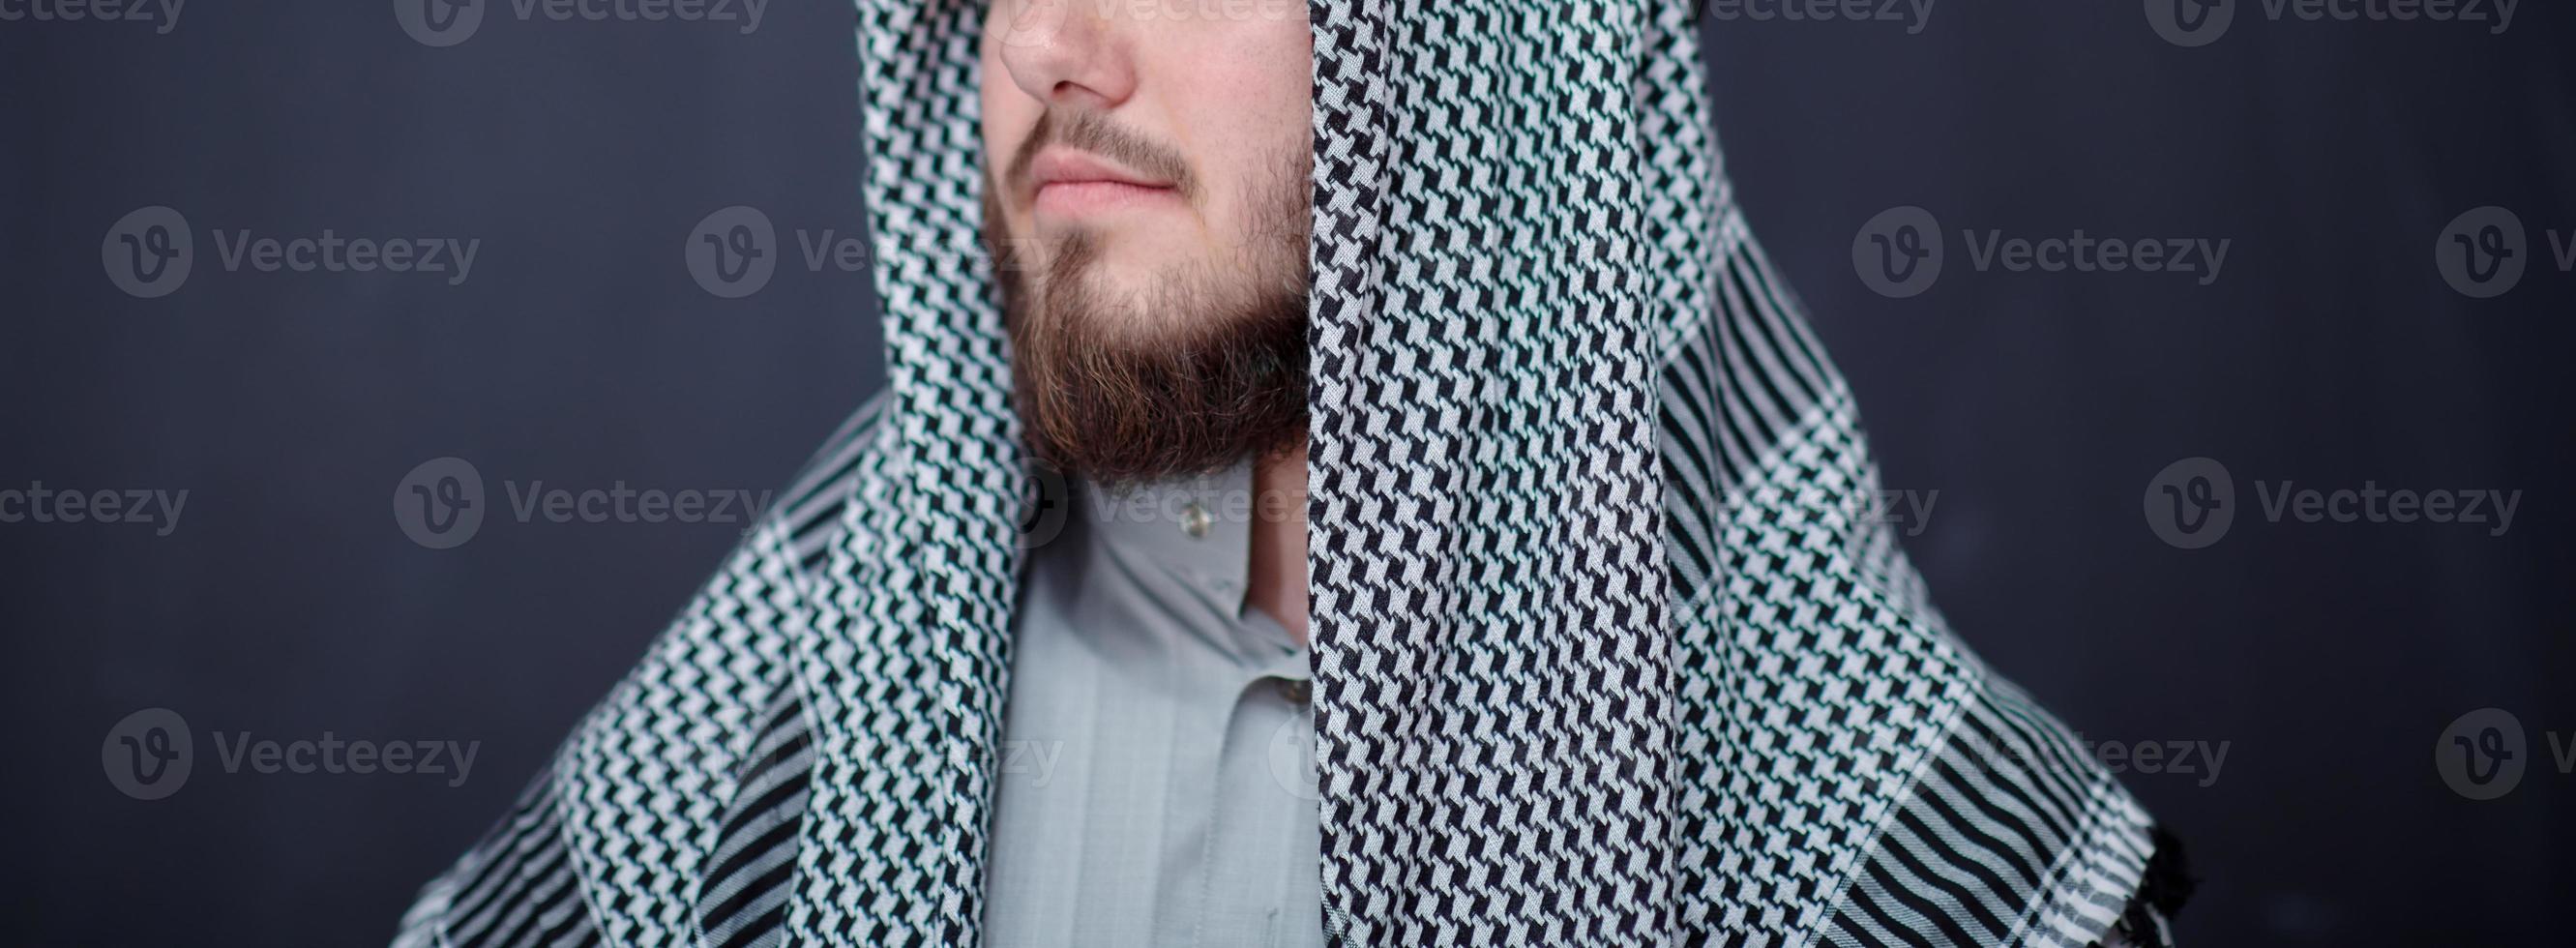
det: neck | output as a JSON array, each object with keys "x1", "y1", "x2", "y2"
[{"x1": 1246, "y1": 442, "x2": 1310, "y2": 646}]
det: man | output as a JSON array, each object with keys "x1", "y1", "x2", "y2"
[{"x1": 397, "y1": 1, "x2": 2188, "y2": 946}]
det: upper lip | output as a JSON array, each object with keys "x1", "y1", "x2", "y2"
[{"x1": 1029, "y1": 149, "x2": 1174, "y2": 193}]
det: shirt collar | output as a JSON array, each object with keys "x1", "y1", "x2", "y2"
[{"x1": 1072, "y1": 459, "x2": 1284, "y2": 646}]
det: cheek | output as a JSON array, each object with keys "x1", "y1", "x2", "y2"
[
  {"x1": 1164, "y1": 15, "x2": 1313, "y2": 208},
  {"x1": 1208, "y1": 15, "x2": 1312, "y2": 136},
  {"x1": 980, "y1": 44, "x2": 1041, "y2": 221}
]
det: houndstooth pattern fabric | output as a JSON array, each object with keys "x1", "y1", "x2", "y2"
[
  {"x1": 393, "y1": 1, "x2": 2188, "y2": 946},
  {"x1": 1305, "y1": 0, "x2": 1681, "y2": 943}
]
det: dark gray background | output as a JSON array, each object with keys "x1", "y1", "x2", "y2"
[{"x1": 4, "y1": 1, "x2": 2570, "y2": 944}]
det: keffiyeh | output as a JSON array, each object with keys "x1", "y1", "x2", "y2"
[{"x1": 394, "y1": 1, "x2": 2189, "y2": 945}]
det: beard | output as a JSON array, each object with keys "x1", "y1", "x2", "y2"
[{"x1": 989, "y1": 128, "x2": 1311, "y2": 489}]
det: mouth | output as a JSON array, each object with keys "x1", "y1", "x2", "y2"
[{"x1": 1028, "y1": 149, "x2": 1183, "y2": 219}]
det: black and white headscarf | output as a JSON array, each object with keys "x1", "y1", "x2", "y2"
[{"x1": 394, "y1": 1, "x2": 2191, "y2": 945}]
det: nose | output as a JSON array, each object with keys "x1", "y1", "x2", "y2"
[{"x1": 993, "y1": 0, "x2": 1138, "y2": 109}]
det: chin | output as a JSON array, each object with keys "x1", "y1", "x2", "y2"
[{"x1": 1061, "y1": 255, "x2": 1200, "y2": 321}]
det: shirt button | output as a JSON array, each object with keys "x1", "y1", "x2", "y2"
[
  {"x1": 1180, "y1": 500, "x2": 1211, "y2": 539},
  {"x1": 1279, "y1": 679, "x2": 1312, "y2": 704}
]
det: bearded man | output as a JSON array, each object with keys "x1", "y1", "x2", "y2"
[{"x1": 395, "y1": 1, "x2": 2189, "y2": 946}]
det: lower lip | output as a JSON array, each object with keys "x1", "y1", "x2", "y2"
[{"x1": 1034, "y1": 181, "x2": 1181, "y2": 218}]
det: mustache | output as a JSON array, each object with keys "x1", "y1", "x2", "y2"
[{"x1": 1004, "y1": 110, "x2": 1200, "y2": 203}]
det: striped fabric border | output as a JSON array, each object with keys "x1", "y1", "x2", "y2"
[
  {"x1": 1819, "y1": 683, "x2": 2160, "y2": 948},
  {"x1": 392, "y1": 399, "x2": 881, "y2": 948},
  {"x1": 691, "y1": 692, "x2": 818, "y2": 948},
  {"x1": 392, "y1": 769, "x2": 602, "y2": 948}
]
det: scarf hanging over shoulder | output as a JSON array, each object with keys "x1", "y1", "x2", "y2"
[{"x1": 394, "y1": 1, "x2": 2191, "y2": 945}]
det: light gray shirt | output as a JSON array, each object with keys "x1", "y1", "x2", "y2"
[{"x1": 983, "y1": 461, "x2": 1325, "y2": 948}]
